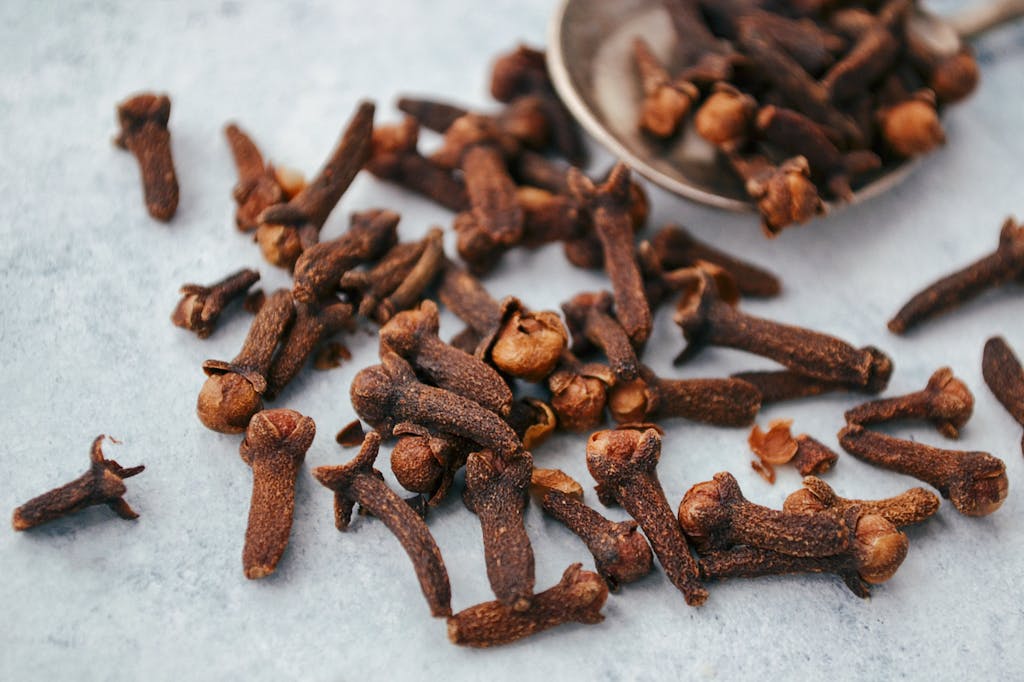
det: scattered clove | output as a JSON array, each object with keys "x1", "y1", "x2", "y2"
[
  {"x1": 12, "y1": 436, "x2": 144, "y2": 531},
  {"x1": 695, "y1": 84, "x2": 757, "y2": 152},
  {"x1": 547, "y1": 351, "x2": 615, "y2": 433},
  {"x1": 678, "y1": 472, "x2": 849, "y2": 556},
  {"x1": 608, "y1": 365, "x2": 761, "y2": 427},
  {"x1": 634, "y1": 37, "x2": 699, "y2": 139},
  {"x1": 447, "y1": 563, "x2": 607, "y2": 648},
  {"x1": 225, "y1": 123, "x2": 302, "y2": 232},
  {"x1": 732, "y1": 364, "x2": 889, "y2": 404},
  {"x1": 255, "y1": 101, "x2": 375, "y2": 267},
  {"x1": 172, "y1": 268, "x2": 260, "y2": 338},
  {"x1": 312, "y1": 432, "x2": 452, "y2": 617},
  {"x1": 784, "y1": 475, "x2": 940, "y2": 528},
  {"x1": 844, "y1": 367, "x2": 973, "y2": 439},
  {"x1": 838, "y1": 423, "x2": 1008, "y2": 517},
  {"x1": 114, "y1": 92, "x2": 179, "y2": 222},
  {"x1": 562, "y1": 292, "x2": 640, "y2": 383},
  {"x1": 726, "y1": 154, "x2": 825, "y2": 236},
  {"x1": 982, "y1": 337, "x2": 1024, "y2": 447},
  {"x1": 586, "y1": 427, "x2": 708, "y2": 606},
  {"x1": 346, "y1": 227, "x2": 445, "y2": 324},
  {"x1": 888, "y1": 217, "x2": 1024, "y2": 334},
  {"x1": 265, "y1": 299, "x2": 354, "y2": 399},
  {"x1": 239, "y1": 409, "x2": 315, "y2": 579},
  {"x1": 542, "y1": 490, "x2": 654, "y2": 590}
]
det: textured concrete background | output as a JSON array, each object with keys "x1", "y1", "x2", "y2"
[{"x1": 0, "y1": 1, "x2": 1022, "y2": 680}]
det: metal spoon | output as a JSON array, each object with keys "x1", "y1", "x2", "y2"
[{"x1": 547, "y1": 0, "x2": 1024, "y2": 213}]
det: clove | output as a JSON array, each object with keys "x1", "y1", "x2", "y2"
[
  {"x1": 608, "y1": 365, "x2": 761, "y2": 427},
  {"x1": 114, "y1": 92, "x2": 179, "y2": 222},
  {"x1": 634, "y1": 37, "x2": 699, "y2": 139},
  {"x1": 265, "y1": 299, "x2": 354, "y2": 400},
  {"x1": 225, "y1": 123, "x2": 302, "y2": 232},
  {"x1": 547, "y1": 351, "x2": 615, "y2": 433},
  {"x1": 172, "y1": 268, "x2": 260, "y2": 339},
  {"x1": 982, "y1": 337, "x2": 1024, "y2": 447},
  {"x1": 649, "y1": 225, "x2": 781, "y2": 298},
  {"x1": 562, "y1": 292, "x2": 640, "y2": 383},
  {"x1": 844, "y1": 367, "x2": 973, "y2": 439},
  {"x1": 784, "y1": 476, "x2": 940, "y2": 528}
]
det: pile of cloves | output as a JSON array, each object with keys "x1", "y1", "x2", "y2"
[
  {"x1": 13, "y1": 38, "x2": 1017, "y2": 653},
  {"x1": 637, "y1": 0, "x2": 979, "y2": 234}
]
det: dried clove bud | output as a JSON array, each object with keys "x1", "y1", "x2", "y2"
[
  {"x1": 265, "y1": 299, "x2": 354, "y2": 399},
  {"x1": 698, "y1": 507, "x2": 908, "y2": 597},
  {"x1": 844, "y1": 367, "x2": 973, "y2": 439},
  {"x1": 548, "y1": 351, "x2": 615, "y2": 432},
  {"x1": 198, "y1": 289, "x2": 295, "y2": 433},
  {"x1": 678, "y1": 472, "x2": 849, "y2": 556},
  {"x1": 256, "y1": 101, "x2": 375, "y2": 267},
  {"x1": 649, "y1": 225, "x2": 781, "y2": 298},
  {"x1": 586, "y1": 427, "x2": 708, "y2": 606},
  {"x1": 312, "y1": 432, "x2": 452, "y2": 617},
  {"x1": 12, "y1": 436, "x2": 144, "y2": 530},
  {"x1": 634, "y1": 37, "x2": 699, "y2": 138},
  {"x1": 114, "y1": 92, "x2": 179, "y2": 221},
  {"x1": 239, "y1": 409, "x2": 315, "y2": 579},
  {"x1": 838, "y1": 423, "x2": 1008, "y2": 517},
  {"x1": 695, "y1": 84, "x2": 757, "y2": 151},
  {"x1": 608, "y1": 365, "x2": 761, "y2": 427},
  {"x1": 731, "y1": 364, "x2": 889, "y2": 404},
  {"x1": 562, "y1": 292, "x2": 640, "y2": 383},
  {"x1": 225, "y1": 123, "x2": 299, "y2": 232},
  {"x1": 982, "y1": 337, "x2": 1024, "y2": 448},
  {"x1": 726, "y1": 154, "x2": 825, "y2": 236},
  {"x1": 447, "y1": 563, "x2": 607, "y2": 647},
  {"x1": 877, "y1": 91, "x2": 945, "y2": 158},
  {"x1": 784, "y1": 476, "x2": 940, "y2": 528},
  {"x1": 463, "y1": 449, "x2": 535, "y2": 611},
  {"x1": 172, "y1": 268, "x2": 260, "y2": 339},
  {"x1": 888, "y1": 217, "x2": 1024, "y2": 334}
]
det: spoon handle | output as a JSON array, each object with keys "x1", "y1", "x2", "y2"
[{"x1": 949, "y1": 0, "x2": 1024, "y2": 40}]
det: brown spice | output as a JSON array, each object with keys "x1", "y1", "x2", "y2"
[
  {"x1": 265, "y1": 299, "x2": 354, "y2": 399},
  {"x1": 114, "y1": 92, "x2": 179, "y2": 222},
  {"x1": 888, "y1": 217, "x2": 1024, "y2": 334},
  {"x1": 695, "y1": 84, "x2": 757, "y2": 151},
  {"x1": 390, "y1": 425, "x2": 470, "y2": 505},
  {"x1": 698, "y1": 507, "x2": 908, "y2": 597},
  {"x1": 335, "y1": 419, "x2": 366, "y2": 447},
  {"x1": 877, "y1": 91, "x2": 946, "y2": 157},
  {"x1": 256, "y1": 101, "x2": 375, "y2": 266},
  {"x1": 838, "y1": 423, "x2": 1008, "y2": 517},
  {"x1": 634, "y1": 37, "x2": 699, "y2": 139},
  {"x1": 224, "y1": 123, "x2": 294, "y2": 232},
  {"x1": 608, "y1": 365, "x2": 761, "y2": 426},
  {"x1": 784, "y1": 476, "x2": 940, "y2": 528},
  {"x1": 747, "y1": 419, "x2": 838, "y2": 479},
  {"x1": 586, "y1": 427, "x2": 708, "y2": 606},
  {"x1": 463, "y1": 449, "x2": 536, "y2": 611},
  {"x1": 172, "y1": 268, "x2": 260, "y2": 339},
  {"x1": 12, "y1": 436, "x2": 144, "y2": 531},
  {"x1": 547, "y1": 351, "x2": 614, "y2": 432},
  {"x1": 844, "y1": 367, "x2": 973, "y2": 439},
  {"x1": 530, "y1": 468, "x2": 584, "y2": 503},
  {"x1": 239, "y1": 409, "x2": 315, "y2": 579},
  {"x1": 447, "y1": 563, "x2": 607, "y2": 648},
  {"x1": 542, "y1": 490, "x2": 653, "y2": 590},
  {"x1": 678, "y1": 472, "x2": 849, "y2": 557},
  {"x1": 726, "y1": 154, "x2": 825, "y2": 236},
  {"x1": 198, "y1": 289, "x2": 295, "y2": 434},
  {"x1": 982, "y1": 337, "x2": 1024, "y2": 439},
  {"x1": 312, "y1": 431, "x2": 452, "y2": 617},
  {"x1": 731, "y1": 364, "x2": 890, "y2": 404},
  {"x1": 562, "y1": 292, "x2": 640, "y2": 382}
]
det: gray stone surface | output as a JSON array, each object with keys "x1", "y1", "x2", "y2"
[{"x1": 1, "y1": 1, "x2": 1022, "y2": 680}]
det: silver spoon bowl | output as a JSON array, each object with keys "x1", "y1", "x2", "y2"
[{"x1": 547, "y1": 0, "x2": 1024, "y2": 213}]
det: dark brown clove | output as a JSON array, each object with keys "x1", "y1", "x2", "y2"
[
  {"x1": 312, "y1": 431, "x2": 452, "y2": 617},
  {"x1": 784, "y1": 475, "x2": 940, "y2": 528},
  {"x1": 239, "y1": 409, "x2": 315, "y2": 579},
  {"x1": 675, "y1": 265, "x2": 892, "y2": 390},
  {"x1": 547, "y1": 351, "x2": 615, "y2": 432},
  {"x1": 732, "y1": 364, "x2": 890, "y2": 404},
  {"x1": 172, "y1": 268, "x2": 260, "y2": 339},
  {"x1": 390, "y1": 425, "x2": 471, "y2": 505},
  {"x1": 447, "y1": 563, "x2": 607, "y2": 648},
  {"x1": 351, "y1": 352, "x2": 523, "y2": 458},
  {"x1": 678, "y1": 472, "x2": 849, "y2": 556},
  {"x1": 568, "y1": 164, "x2": 652, "y2": 348},
  {"x1": 982, "y1": 337, "x2": 1024, "y2": 443},
  {"x1": 726, "y1": 154, "x2": 826, "y2": 236},
  {"x1": 877, "y1": 90, "x2": 946, "y2": 158},
  {"x1": 114, "y1": 92, "x2": 179, "y2": 222},
  {"x1": 838, "y1": 423, "x2": 1008, "y2": 517},
  {"x1": 889, "y1": 217, "x2": 1024, "y2": 334},
  {"x1": 562, "y1": 292, "x2": 640, "y2": 383},
  {"x1": 820, "y1": 11, "x2": 901, "y2": 103},
  {"x1": 542, "y1": 490, "x2": 654, "y2": 590},
  {"x1": 265, "y1": 299, "x2": 354, "y2": 400},
  {"x1": 225, "y1": 123, "x2": 299, "y2": 232},
  {"x1": 586, "y1": 427, "x2": 708, "y2": 606},
  {"x1": 198, "y1": 289, "x2": 295, "y2": 433},
  {"x1": 698, "y1": 507, "x2": 908, "y2": 598},
  {"x1": 380, "y1": 300, "x2": 513, "y2": 416},
  {"x1": 463, "y1": 448, "x2": 535, "y2": 611},
  {"x1": 608, "y1": 365, "x2": 761, "y2": 426},
  {"x1": 634, "y1": 37, "x2": 699, "y2": 139},
  {"x1": 649, "y1": 225, "x2": 781, "y2": 298},
  {"x1": 12, "y1": 436, "x2": 144, "y2": 530},
  {"x1": 352, "y1": 229, "x2": 445, "y2": 324},
  {"x1": 844, "y1": 367, "x2": 973, "y2": 439},
  {"x1": 256, "y1": 101, "x2": 375, "y2": 267}
]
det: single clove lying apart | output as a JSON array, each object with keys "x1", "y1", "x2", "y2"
[
  {"x1": 844, "y1": 367, "x2": 973, "y2": 439},
  {"x1": 225, "y1": 123, "x2": 304, "y2": 232},
  {"x1": 438, "y1": 262, "x2": 568, "y2": 382},
  {"x1": 698, "y1": 507, "x2": 908, "y2": 598},
  {"x1": 447, "y1": 563, "x2": 608, "y2": 648},
  {"x1": 608, "y1": 365, "x2": 761, "y2": 426},
  {"x1": 172, "y1": 268, "x2": 260, "y2": 339},
  {"x1": 784, "y1": 476, "x2": 940, "y2": 528},
  {"x1": 838, "y1": 423, "x2": 1008, "y2": 517},
  {"x1": 312, "y1": 432, "x2": 452, "y2": 617},
  {"x1": 542, "y1": 490, "x2": 653, "y2": 590},
  {"x1": 463, "y1": 449, "x2": 536, "y2": 611},
  {"x1": 675, "y1": 266, "x2": 892, "y2": 390},
  {"x1": 239, "y1": 409, "x2": 315, "y2": 579},
  {"x1": 255, "y1": 101, "x2": 375, "y2": 268},
  {"x1": 586, "y1": 427, "x2": 708, "y2": 606},
  {"x1": 982, "y1": 337, "x2": 1024, "y2": 449},
  {"x1": 12, "y1": 436, "x2": 144, "y2": 531},
  {"x1": 748, "y1": 419, "x2": 839, "y2": 481},
  {"x1": 678, "y1": 472, "x2": 849, "y2": 557},
  {"x1": 888, "y1": 217, "x2": 1024, "y2": 334},
  {"x1": 114, "y1": 92, "x2": 179, "y2": 222},
  {"x1": 198, "y1": 289, "x2": 295, "y2": 434}
]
